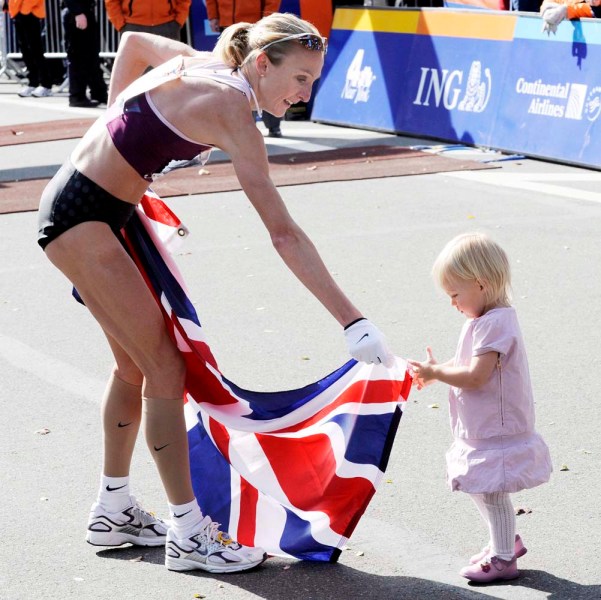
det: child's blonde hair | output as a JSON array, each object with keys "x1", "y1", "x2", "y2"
[{"x1": 432, "y1": 232, "x2": 512, "y2": 307}]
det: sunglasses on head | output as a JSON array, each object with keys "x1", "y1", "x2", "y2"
[{"x1": 260, "y1": 33, "x2": 328, "y2": 55}]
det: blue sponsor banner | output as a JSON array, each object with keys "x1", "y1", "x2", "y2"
[
  {"x1": 398, "y1": 36, "x2": 512, "y2": 146},
  {"x1": 312, "y1": 9, "x2": 601, "y2": 169},
  {"x1": 315, "y1": 30, "x2": 414, "y2": 131},
  {"x1": 494, "y1": 19, "x2": 601, "y2": 165}
]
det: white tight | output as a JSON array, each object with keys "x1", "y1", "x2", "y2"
[{"x1": 469, "y1": 492, "x2": 516, "y2": 561}]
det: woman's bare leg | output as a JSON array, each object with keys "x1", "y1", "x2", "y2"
[
  {"x1": 101, "y1": 334, "x2": 143, "y2": 477},
  {"x1": 45, "y1": 222, "x2": 194, "y2": 504}
]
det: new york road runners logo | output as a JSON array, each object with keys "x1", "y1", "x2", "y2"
[{"x1": 413, "y1": 61, "x2": 492, "y2": 112}]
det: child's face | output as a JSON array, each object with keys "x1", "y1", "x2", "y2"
[{"x1": 443, "y1": 277, "x2": 488, "y2": 319}]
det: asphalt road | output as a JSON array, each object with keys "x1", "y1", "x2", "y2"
[{"x1": 1, "y1": 81, "x2": 600, "y2": 600}]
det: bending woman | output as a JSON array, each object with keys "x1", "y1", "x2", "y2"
[{"x1": 37, "y1": 13, "x2": 393, "y2": 574}]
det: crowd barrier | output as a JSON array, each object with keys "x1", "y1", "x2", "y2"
[
  {"x1": 0, "y1": 1, "x2": 195, "y2": 81},
  {"x1": 312, "y1": 7, "x2": 601, "y2": 170}
]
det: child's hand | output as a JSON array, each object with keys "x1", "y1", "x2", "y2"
[{"x1": 408, "y1": 347, "x2": 438, "y2": 390}]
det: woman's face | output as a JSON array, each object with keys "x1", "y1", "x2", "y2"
[{"x1": 258, "y1": 47, "x2": 324, "y2": 118}]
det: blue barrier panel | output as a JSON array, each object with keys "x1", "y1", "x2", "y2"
[
  {"x1": 312, "y1": 7, "x2": 601, "y2": 169},
  {"x1": 398, "y1": 35, "x2": 512, "y2": 146},
  {"x1": 493, "y1": 16, "x2": 601, "y2": 166}
]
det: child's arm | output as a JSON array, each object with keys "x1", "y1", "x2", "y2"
[{"x1": 409, "y1": 348, "x2": 498, "y2": 390}]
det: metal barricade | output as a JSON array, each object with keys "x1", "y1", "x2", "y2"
[{"x1": 1, "y1": 1, "x2": 122, "y2": 82}]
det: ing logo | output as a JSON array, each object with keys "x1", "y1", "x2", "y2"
[{"x1": 413, "y1": 61, "x2": 492, "y2": 112}]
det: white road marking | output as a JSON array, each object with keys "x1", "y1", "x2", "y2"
[
  {"x1": 0, "y1": 333, "x2": 104, "y2": 403},
  {"x1": 444, "y1": 170, "x2": 601, "y2": 204}
]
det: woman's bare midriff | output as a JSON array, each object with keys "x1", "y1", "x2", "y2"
[{"x1": 69, "y1": 117, "x2": 151, "y2": 205}]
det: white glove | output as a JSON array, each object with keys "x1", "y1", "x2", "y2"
[
  {"x1": 344, "y1": 318, "x2": 394, "y2": 367},
  {"x1": 541, "y1": 3, "x2": 567, "y2": 35}
]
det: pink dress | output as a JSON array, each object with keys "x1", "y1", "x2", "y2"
[{"x1": 445, "y1": 307, "x2": 552, "y2": 494}]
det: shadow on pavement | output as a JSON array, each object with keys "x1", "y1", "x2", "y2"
[
  {"x1": 95, "y1": 546, "x2": 520, "y2": 599},
  {"x1": 510, "y1": 569, "x2": 601, "y2": 600}
]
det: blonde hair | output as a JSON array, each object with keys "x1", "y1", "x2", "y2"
[
  {"x1": 432, "y1": 232, "x2": 512, "y2": 307},
  {"x1": 213, "y1": 12, "x2": 322, "y2": 68}
]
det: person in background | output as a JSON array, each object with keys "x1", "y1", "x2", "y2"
[
  {"x1": 540, "y1": 0, "x2": 601, "y2": 34},
  {"x1": 206, "y1": 0, "x2": 284, "y2": 137},
  {"x1": 61, "y1": 0, "x2": 108, "y2": 107},
  {"x1": 3, "y1": 0, "x2": 54, "y2": 97},
  {"x1": 409, "y1": 233, "x2": 552, "y2": 584},
  {"x1": 104, "y1": 0, "x2": 191, "y2": 41}
]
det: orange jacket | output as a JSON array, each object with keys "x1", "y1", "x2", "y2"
[
  {"x1": 104, "y1": 0, "x2": 191, "y2": 30},
  {"x1": 7, "y1": 0, "x2": 45, "y2": 19},
  {"x1": 205, "y1": 0, "x2": 280, "y2": 28}
]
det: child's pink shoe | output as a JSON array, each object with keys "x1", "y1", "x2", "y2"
[
  {"x1": 460, "y1": 555, "x2": 519, "y2": 583},
  {"x1": 469, "y1": 534, "x2": 527, "y2": 564}
]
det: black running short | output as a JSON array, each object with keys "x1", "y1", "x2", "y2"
[{"x1": 37, "y1": 161, "x2": 136, "y2": 250}]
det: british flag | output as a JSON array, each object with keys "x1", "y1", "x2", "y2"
[{"x1": 119, "y1": 193, "x2": 412, "y2": 562}]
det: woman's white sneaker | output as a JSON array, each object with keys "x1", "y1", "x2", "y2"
[
  {"x1": 165, "y1": 516, "x2": 267, "y2": 573},
  {"x1": 86, "y1": 497, "x2": 168, "y2": 547}
]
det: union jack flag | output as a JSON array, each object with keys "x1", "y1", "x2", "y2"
[{"x1": 119, "y1": 193, "x2": 412, "y2": 562}]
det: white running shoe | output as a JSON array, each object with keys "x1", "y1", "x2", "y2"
[
  {"x1": 31, "y1": 86, "x2": 53, "y2": 97},
  {"x1": 18, "y1": 86, "x2": 35, "y2": 97},
  {"x1": 165, "y1": 516, "x2": 267, "y2": 573},
  {"x1": 86, "y1": 498, "x2": 168, "y2": 547}
]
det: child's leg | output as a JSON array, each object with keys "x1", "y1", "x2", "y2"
[{"x1": 471, "y1": 492, "x2": 515, "y2": 560}]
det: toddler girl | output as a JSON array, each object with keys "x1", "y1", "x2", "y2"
[{"x1": 409, "y1": 232, "x2": 552, "y2": 583}]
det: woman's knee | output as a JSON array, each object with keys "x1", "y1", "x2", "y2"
[{"x1": 142, "y1": 340, "x2": 186, "y2": 398}]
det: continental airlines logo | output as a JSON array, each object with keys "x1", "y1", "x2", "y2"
[
  {"x1": 515, "y1": 78, "x2": 601, "y2": 122},
  {"x1": 413, "y1": 62, "x2": 492, "y2": 112},
  {"x1": 341, "y1": 50, "x2": 376, "y2": 104}
]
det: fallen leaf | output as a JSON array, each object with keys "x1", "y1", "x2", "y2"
[
  {"x1": 385, "y1": 479, "x2": 393, "y2": 484},
  {"x1": 193, "y1": 595, "x2": 205, "y2": 599},
  {"x1": 428, "y1": 403, "x2": 440, "y2": 409},
  {"x1": 129, "y1": 556, "x2": 143, "y2": 562},
  {"x1": 35, "y1": 428, "x2": 51, "y2": 435},
  {"x1": 356, "y1": 551, "x2": 364, "y2": 557},
  {"x1": 560, "y1": 464, "x2": 570, "y2": 471},
  {"x1": 301, "y1": 356, "x2": 310, "y2": 361},
  {"x1": 467, "y1": 215, "x2": 476, "y2": 219}
]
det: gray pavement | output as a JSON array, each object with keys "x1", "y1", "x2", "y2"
[{"x1": 1, "y1": 79, "x2": 600, "y2": 600}]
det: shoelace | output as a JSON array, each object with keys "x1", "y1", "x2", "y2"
[
  {"x1": 131, "y1": 501, "x2": 162, "y2": 527},
  {"x1": 199, "y1": 517, "x2": 231, "y2": 546}
]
